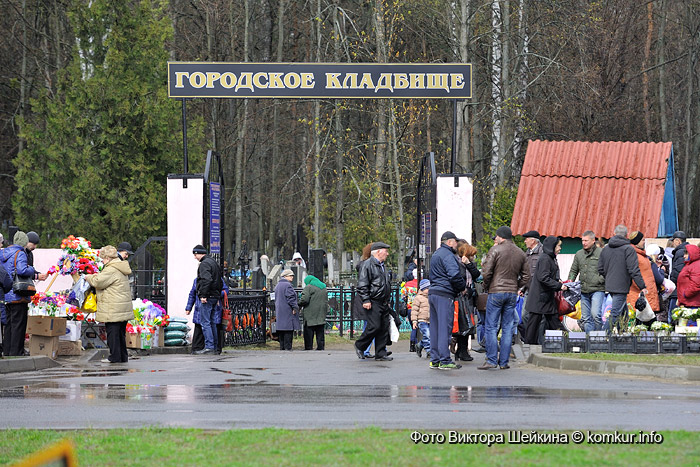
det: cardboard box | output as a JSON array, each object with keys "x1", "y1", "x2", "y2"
[
  {"x1": 27, "y1": 316, "x2": 67, "y2": 337},
  {"x1": 81, "y1": 323, "x2": 108, "y2": 349},
  {"x1": 126, "y1": 332, "x2": 141, "y2": 349},
  {"x1": 59, "y1": 321, "x2": 82, "y2": 341},
  {"x1": 154, "y1": 327, "x2": 165, "y2": 347},
  {"x1": 29, "y1": 335, "x2": 60, "y2": 359},
  {"x1": 57, "y1": 339, "x2": 82, "y2": 356}
]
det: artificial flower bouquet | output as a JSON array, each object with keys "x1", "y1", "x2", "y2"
[
  {"x1": 47, "y1": 235, "x2": 103, "y2": 277},
  {"x1": 29, "y1": 292, "x2": 68, "y2": 317}
]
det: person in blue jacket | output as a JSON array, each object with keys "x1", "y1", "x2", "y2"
[
  {"x1": 0, "y1": 248, "x2": 12, "y2": 357},
  {"x1": 428, "y1": 231, "x2": 466, "y2": 370},
  {"x1": 1, "y1": 232, "x2": 40, "y2": 356},
  {"x1": 186, "y1": 277, "x2": 229, "y2": 354}
]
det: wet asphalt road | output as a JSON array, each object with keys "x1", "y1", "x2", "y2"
[{"x1": 1, "y1": 349, "x2": 699, "y2": 430}]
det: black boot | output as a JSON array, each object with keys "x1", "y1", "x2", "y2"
[{"x1": 409, "y1": 342, "x2": 416, "y2": 353}]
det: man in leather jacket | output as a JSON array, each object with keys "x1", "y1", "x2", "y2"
[
  {"x1": 193, "y1": 244, "x2": 223, "y2": 354},
  {"x1": 354, "y1": 242, "x2": 393, "y2": 361}
]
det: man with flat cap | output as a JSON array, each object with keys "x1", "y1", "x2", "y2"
[
  {"x1": 479, "y1": 226, "x2": 530, "y2": 370},
  {"x1": 354, "y1": 241, "x2": 393, "y2": 361},
  {"x1": 668, "y1": 230, "x2": 689, "y2": 318},
  {"x1": 427, "y1": 231, "x2": 466, "y2": 370}
]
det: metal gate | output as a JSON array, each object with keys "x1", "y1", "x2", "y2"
[{"x1": 132, "y1": 237, "x2": 167, "y2": 309}]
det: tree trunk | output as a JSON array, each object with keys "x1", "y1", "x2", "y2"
[
  {"x1": 389, "y1": 102, "x2": 405, "y2": 279},
  {"x1": 512, "y1": 0, "x2": 529, "y2": 170},
  {"x1": 333, "y1": 0, "x2": 345, "y2": 267},
  {"x1": 657, "y1": 0, "x2": 668, "y2": 141},
  {"x1": 374, "y1": 0, "x2": 388, "y2": 226},
  {"x1": 312, "y1": 0, "x2": 322, "y2": 249},
  {"x1": 643, "y1": 1, "x2": 653, "y2": 140},
  {"x1": 490, "y1": 0, "x2": 504, "y2": 194},
  {"x1": 234, "y1": 0, "x2": 250, "y2": 258},
  {"x1": 268, "y1": 0, "x2": 285, "y2": 255}
]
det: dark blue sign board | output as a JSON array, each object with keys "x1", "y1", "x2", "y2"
[
  {"x1": 209, "y1": 182, "x2": 221, "y2": 254},
  {"x1": 168, "y1": 62, "x2": 472, "y2": 99}
]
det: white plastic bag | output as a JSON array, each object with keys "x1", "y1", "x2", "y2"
[
  {"x1": 389, "y1": 319, "x2": 400, "y2": 343},
  {"x1": 636, "y1": 297, "x2": 655, "y2": 322},
  {"x1": 661, "y1": 278, "x2": 676, "y2": 300}
]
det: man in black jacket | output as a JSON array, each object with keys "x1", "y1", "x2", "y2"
[
  {"x1": 193, "y1": 244, "x2": 223, "y2": 354},
  {"x1": 354, "y1": 242, "x2": 393, "y2": 361},
  {"x1": 598, "y1": 225, "x2": 647, "y2": 333},
  {"x1": 668, "y1": 230, "x2": 689, "y2": 320}
]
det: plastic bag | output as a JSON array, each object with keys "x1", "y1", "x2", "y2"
[
  {"x1": 389, "y1": 318, "x2": 399, "y2": 343},
  {"x1": 636, "y1": 293, "x2": 655, "y2": 322},
  {"x1": 82, "y1": 292, "x2": 97, "y2": 313}
]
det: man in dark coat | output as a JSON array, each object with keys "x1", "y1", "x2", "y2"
[
  {"x1": 668, "y1": 230, "x2": 689, "y2": 320},
  {"x1": 524, "y1": 236, "x2": 568, "y2": 344},
  {"x1": 274, "y1": 269, "x2": 300, "y2": 351},
  {"x1": 597, "y1": 225, "x2": 647, "y2": 333},
  {"x1": 354, "y1": 242, "x2": 393, "y2": 361},
  {"x1": 427, "y1": 232, "x2": 466, "y2": 370},
  {"x1": 479, "y1": 226, "x2": 530, "y2": 370},
  {"x1": 192, "y1": 244, "x2": 223, "y2": 354}
]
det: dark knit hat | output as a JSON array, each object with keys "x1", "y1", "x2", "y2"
[
  {"x1": 629, "y1": 231, "x2": 644, "y2": 246},
  {"x1": 495, "y1": 226, "x2": 513, "y2": 240},
  {"x1": 522, "y1": 230, "x2": 540, "y2": 239},
  {"x1": 192, "y1": 244, "x2": 207, "y2": 254},
  {"x1": 26, "y1": 231, "x2": 40, "y2": 244}
]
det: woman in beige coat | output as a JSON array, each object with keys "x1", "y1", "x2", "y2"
[{"x1": 85, "y1": 245, "x2": 134, "y2": 363}]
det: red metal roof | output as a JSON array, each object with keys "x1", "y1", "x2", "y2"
[{"x1": 511, "y1": 140, "x2": 672, "y2": 238}]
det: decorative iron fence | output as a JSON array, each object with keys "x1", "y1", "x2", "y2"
[{"x1": 223, "y1": 292, "x2": 268, "y2": 347}]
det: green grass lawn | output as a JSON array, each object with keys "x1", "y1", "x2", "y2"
[
  {"x1": 547, "y1": 353, "x2": 700, "y2": 366},
  {"x1": 2, "y1": 428, "x2": 700, "y2": 466}
]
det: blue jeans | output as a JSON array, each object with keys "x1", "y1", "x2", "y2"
[
  {"x1": 199, "y1": 299, "x2": 218, "y2": 350},
  {"x1": 429, "y1": 294, "x2": 455, "y2": 365},
  {"x1": 485, "y1": 293, "x2": 517, "y2": 367},
  {"x1": 476, "y1": 310, "x2": 486, "y2": 347},
  {"x1": 580, "y1": 291, "x2": 605, "y2": 332},
  {"x1": 605, "y1": 293, "x2": 628, "y2": 334},
  {"x1": 362, "y1": 320, "x2": 374, "y2": 356},
  {"x1": 416, "y1": 321, "x2": 431, "y2": 354}
]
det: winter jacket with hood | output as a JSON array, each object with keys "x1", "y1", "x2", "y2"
[
  {"x1": 524, "y1": 236, "x2": 564, "y2": 316},
  {"x1": 85, "y1": 258, "x2": 135, "y2": 323},
  {"x1": 598, "y1": 235, "x2": 646, "y2": 294},
  {"x1": 1, "y1": 244, "x2": 37, "y2": 304},
  {"x1": 677, "y1": 244, "x2": 700, "y2": 307},
  {"x1": 411, "y1": 288, "x2": 430, "y2": 323},
  {"x1": 298, "y1": 274, "x2": 328, "y2": 327},
  {"x1": 627, "y1": 245, "x2": 661, "y2": 311}
]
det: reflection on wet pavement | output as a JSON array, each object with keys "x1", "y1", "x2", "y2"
[{"x1": 0, "y1": 383, "x2": 693, "y2": 404}]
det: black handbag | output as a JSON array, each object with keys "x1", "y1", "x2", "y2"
[
  {"x1": 455, "y1": 295, "x2": 477, "y2": 336},
  {"x1": 11, "y1": 251, "x2": 36, "y2": 297}
]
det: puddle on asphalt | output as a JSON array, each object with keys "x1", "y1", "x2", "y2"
[{"x1": 1, "y1": 383, "x2": 698, "y2": 404}]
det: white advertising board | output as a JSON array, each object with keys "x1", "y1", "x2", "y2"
[
  {"x1": 167, "y1": 176, "x2": 204, "y2": 322},
  {"x1": 435, "y1": 174, "x2": 473, "y2": 246}
]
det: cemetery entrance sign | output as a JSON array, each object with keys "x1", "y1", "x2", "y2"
[{"x1": 168, "y1": 62, "x2": 472, "y2": 99}]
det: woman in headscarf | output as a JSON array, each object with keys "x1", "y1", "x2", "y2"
[
  {"x1": 626, "y1": 231, "x2": 660, "y2": 323},
  {"x1": 298, "y1": 274, "x2": 328, "y2": 350},
  {"x1": 524, "y1": 236, "x2": 567, "y2": 344},
  {"x1": 85, "y1": 245, "x2": 134, "y2": 363}
]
